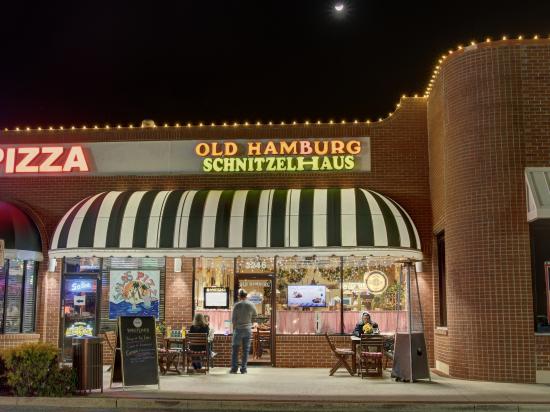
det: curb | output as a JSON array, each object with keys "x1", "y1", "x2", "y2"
[{"x1": 0, "y1": 397, "x2": 550, "y2": 411}]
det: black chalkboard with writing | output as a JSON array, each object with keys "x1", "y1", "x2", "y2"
[{"x1": 118, "y1": 316, "x2": 159, "y2": 387}]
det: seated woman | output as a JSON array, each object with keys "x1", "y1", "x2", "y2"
[
  {"x1": 353, "y1": 312, "x2": 379, "y2": 336},
  {"x1": 189, "y1": 313, "x2": 210, "y2": 370}
]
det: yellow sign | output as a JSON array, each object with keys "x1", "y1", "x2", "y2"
[
  {"x1": 65, "y1": 321, "x2": 94, "y2": 337},
  {"x1": 195, "y1": 139, "x2": 365, "y2": 173}
]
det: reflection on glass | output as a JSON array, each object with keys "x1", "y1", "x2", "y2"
[
  {"x1": 5, "y1": 260, "x2": 24, "y2": 333},
  {"x1": 236, "y1": 257, "x2": 275, "y2": 274},
  {"x1": 276, "y1": 256, "x2": 341, "y2": 334},
  {"x1": 342, "y1": 257, "x2": 405, "y2": 334},
  {"x1": 194, "y1": 257, "x2": 234, "y2": 334},
  {"x1": 62, "y1": 276, "x2": 98, "y2": 360}
]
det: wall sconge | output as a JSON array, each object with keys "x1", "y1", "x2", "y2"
[
  {"x1": 48, "y1": 258, "x2": 57, "y2": 272},
  {"x1": 415, "y1": 261, "x2": 424, "y2": 273},
  {"x1": 174, "y1": 257, "x2": 182, "y2": 273}
]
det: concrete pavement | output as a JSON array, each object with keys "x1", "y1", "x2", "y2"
[{"x1": 0, "y1": 367, "x2": 548, "y2": 411}]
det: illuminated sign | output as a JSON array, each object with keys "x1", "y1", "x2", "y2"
[
  {"x1": 0, "y1": 138, "x2": 370, "y2": 176},
  {"x1": 0, "y1": 146, "x2": 89, "y2": 174},
  {"x1": 65, "y1": 321, "x2": 94, "y2": 337},
  {"x1": 194, "y1": 139, "x2": 364, "y2": 173},
  {"x1": 68, "y1": 280, "x2": 94, "y2": 293}
]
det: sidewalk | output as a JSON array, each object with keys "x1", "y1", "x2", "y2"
[{"x1": 0, "y1": 367, "x2": 549, "y2": 411}]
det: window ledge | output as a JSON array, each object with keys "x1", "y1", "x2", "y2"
[
  {"x1": 535, "y1": 332, "x2": 550, "y2": 336},
  {"x1": 435, "y1": 327, "x2": 448, "y2": 336}
]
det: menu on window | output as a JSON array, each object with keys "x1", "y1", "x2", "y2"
[{"x1": 204, "y1": 287, "x2": 229, "y2": 308}]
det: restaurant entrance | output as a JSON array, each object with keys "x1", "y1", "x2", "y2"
[{"x1": 235, "y1": 274, "x2": 275, "y2": 366}]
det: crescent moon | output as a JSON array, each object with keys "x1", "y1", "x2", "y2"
[{"x1": 335, "y1": 4, "x2": 344, "y2": 11}]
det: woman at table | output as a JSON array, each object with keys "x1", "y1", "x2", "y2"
[
  {"x1": 353, "y1": 312, "x2": 378, "y2": 336},
  {"x1": 203, "y1": 314, "x2": 216, "y2": 362},
  {"x1": 189, "y1": 313, "x2": 210, "y2": 370}
]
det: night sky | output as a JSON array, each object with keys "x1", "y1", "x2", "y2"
[{"x1": 1, "y1": 1, "x2": 550, "y2": 129}]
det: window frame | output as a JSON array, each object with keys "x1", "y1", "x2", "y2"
[
  {"x1": 436, "y1": 232, "x2": 447, "y2": 327},
  {"x1": 0, "y1": 259, "x2": 38, "y2": 334}
]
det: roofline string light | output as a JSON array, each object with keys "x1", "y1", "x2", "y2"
[
  {"x1": 423, "y1": 34, "x2": 542, "y2": 98},
  {"x1": 4, "y1": 35, "x2": 543, "y2": 132}
]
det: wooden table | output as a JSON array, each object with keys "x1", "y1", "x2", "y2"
[
  {"x1": 350, "y1": 336, "x2": 360, "y2": 374},
  {"x1": 350, "y1": 333, "x2": 393, "y2": 375},
  {"x1": 158, "y1": 337, "x2": 186, "y2": 374}
]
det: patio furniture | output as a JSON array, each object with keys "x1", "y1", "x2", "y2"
[
  {"x1": 358, "y1": 334, "x2": 385, "y2": 378},
  {"x1": 185, "y1": 333, "x2": 209, "y2": 374},
  {"x1": 325, "y1": 333, "x2": 355, "y2": 376},
  {"x1": 256, "y1": 330, "x2": 271, "y2": 359},
  {"x1": 101, "y1": 330, "x2": 116, "y2": 372},
  {"x1": 157, "y1": 334, "x2": 181, "y2": 375}
]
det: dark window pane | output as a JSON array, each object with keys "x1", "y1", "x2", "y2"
[
  {"x1": 437, "y1": 232, "x2": 447, "y2": 327},
  {"x1": 5, "y1": 260, "x2": 24, "y2": 333},
  {"x1": 65, "y1": 257, "x2": 101, "y2": 274},
  {"x1": 22, "y1": 261, "x2": 37, "y2": 333}
]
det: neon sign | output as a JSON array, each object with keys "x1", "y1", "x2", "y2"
[
  {"x1": 68, "y1": 280, "x2": 94, "y2": 293},
  {"x1": 0, "y1": 146, "x2": 89, "y2": 174},
  {"x1": 195, "y1": 139, "x2": 363, "y2": 173}
]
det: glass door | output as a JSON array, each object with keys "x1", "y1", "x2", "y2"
[
  {"x1": 61, "y1": 275, "x2": 99, "y2": 361},
  {"x1": 235, "y1": 274, "x2": 275, "y2": 366}
]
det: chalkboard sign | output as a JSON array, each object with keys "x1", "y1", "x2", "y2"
[{"x1": 112, "y1": 316, "x2": 159, "y2": 388}]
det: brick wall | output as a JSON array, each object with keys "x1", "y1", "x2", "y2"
[
  {"x1": 0, "y1": 98, "x2": 434, "y2": 368},
  {"x1": 427, "y1": 39, "x2": 550, "y2": 383},
  {"x1": 536, "y1": 335, "x2": 550, "y2": 371},
  {"x1": 164, "y1": 257, "x2": 194, "y2": 329},
  {"x1": 0, "y1": 334, "x2": 40, "y2": 350}
]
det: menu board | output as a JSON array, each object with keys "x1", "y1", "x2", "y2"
[
  {"x1": 117, "y1": 316, "x2": 159, "y2": 387},
  {"x1": 204, "y1": 287, "x2": 229, "y2": 308}
]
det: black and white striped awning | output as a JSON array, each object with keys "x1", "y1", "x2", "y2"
[
  {"x1": 50, "y1": 189, "x2": 422, "y2": 259},
  {"x1": 0, "y1": 201, "x2": 43, "y2": 261}
]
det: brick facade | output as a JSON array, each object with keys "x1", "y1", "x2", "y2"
[
  {"x1": 427, "y1": 39, "x2": 550, "y2": 383},
  {"x1": 1, "y1": 38, "x2": 550, "y2": 383}
]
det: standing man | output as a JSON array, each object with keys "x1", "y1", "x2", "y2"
[{"x1": 230, "y1": 289, "x2": 257, "y2": 374}]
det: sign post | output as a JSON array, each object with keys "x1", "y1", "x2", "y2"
[{"x1": 110, "y1": 316, "x2": 159, "y2": 389}]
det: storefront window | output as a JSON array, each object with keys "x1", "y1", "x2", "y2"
[
  {"x1": 0, "y1": 259, "x2": 38, "y2": 333},
  {"x1": 342, "y1": 257, "x2": 404, "y2": 335},
  {"x1": 276, "y1": 256, "x2": 341, "y2": 334},
  {"x1": 236, "y1": 257, "x2": 275, "y2": 274},
  {"x1": 194, "y1": 257, "x2": 234, "y2": 333}
]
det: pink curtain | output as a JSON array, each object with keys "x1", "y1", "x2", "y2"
[{"x1": 195, "y1": 309, "x2": 407, "y2": 334}]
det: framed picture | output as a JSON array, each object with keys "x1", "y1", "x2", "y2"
[{"x1": 109, "y1": 270, "x2": 160, "y2": 319}]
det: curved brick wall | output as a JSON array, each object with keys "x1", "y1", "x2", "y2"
[{"x1": 427, "y1": 40, "x2": 550, "y2": 383}]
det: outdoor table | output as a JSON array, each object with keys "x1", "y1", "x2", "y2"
[
  {"x1": 160, "y1": 337, "x2": 186, "y2": 374},
  {"x1": 350, "y1": 333, "x2": 393, "y2": 375}
]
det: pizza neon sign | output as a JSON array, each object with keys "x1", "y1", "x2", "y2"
[{"x1": 0, "y1": 146, "x2": 90, "y2": 174}]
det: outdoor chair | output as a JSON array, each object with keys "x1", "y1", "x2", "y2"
[
  {"x1": 257, "y1": 330, "x2": 271, "y2": 359},
  {"x1": 358, "y1": 334, "x2": 385, "y2": 378},
  {"x1": 324, "y1": 333, "x2": 355, "y2": 376},
  {"x1": 101, "y1": 330, "x2": 116, "y2": 372},
  {"x1": 157, "y1": 333, "x2": 181, "y2": 375},
  {"x1": 185, "y1": 333, "x2": 209, "y2": 374}
]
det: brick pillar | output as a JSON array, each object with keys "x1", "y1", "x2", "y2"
[
  {"x1": 39, "y1": 258, "x2": 61, "y2": 346},
  {"x1": 164, "y1": 257, "x2": 193, "y2": 329}
]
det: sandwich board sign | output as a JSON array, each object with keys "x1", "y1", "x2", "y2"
[{"x1": 110, "y1": 316, "x2": 159, "y2": 389}]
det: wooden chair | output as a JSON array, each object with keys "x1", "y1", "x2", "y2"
[
  {"x1": 185, "y1": 333, "x2": 209, "y2": 374},
  {"x1": 101, "y1": 331, "x2": 116, "y2": 372},
  {"x1": 358, "y1": 334, "x2": 385, "y2": 378},
  {"x1": 324, "y1": 333, "x2": 355, "y2": 376},
  {"x1": 257, "y1": 330, "x2": 271, "y2": 359}
]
